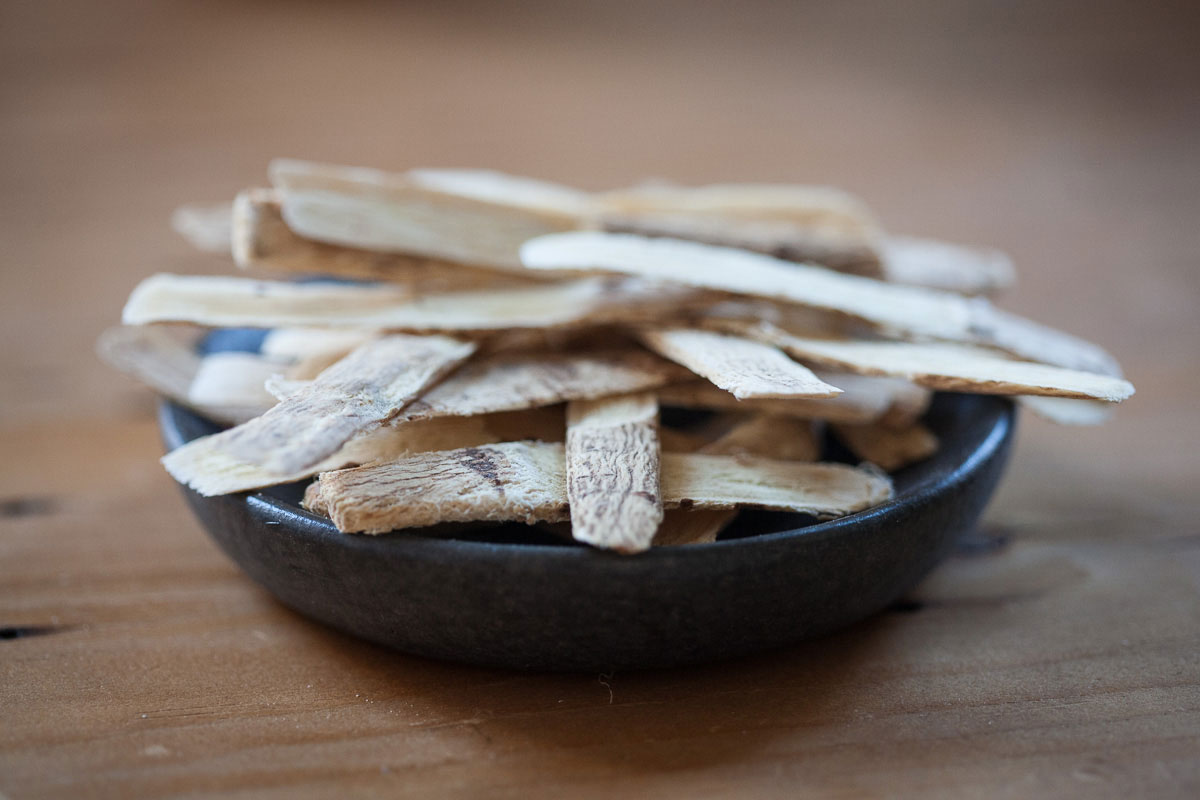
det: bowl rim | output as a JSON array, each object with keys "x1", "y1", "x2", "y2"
[{"x1": 159, "y1": 393, "x2": 1017, "y2": 567}]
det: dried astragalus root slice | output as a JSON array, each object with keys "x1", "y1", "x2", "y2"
[
  {"x1": 520, "y1": 232, "x2": 973, "y2": 340},
  {"x1": 565, "y1": 393, "x2": 663, "y2": 553},
  {"x1": 736, "y1": 321, "x2": 1134, "y2": 402},
  {"x1": 880, "y1": 236, "x2": 1014, "y2": 296},
  {"x1": 232, "y1": 188, "x2": 543, "y2": 290},
  {"x1": 269, "y1": 159, "x2": 586, "y2": 271},
  {"x1": 638, "y1": 328, "x2": 841, "y2": 400},
  {"x1": 123, "y1": 273, "x2": 706, "y2": 333},
  {"x1": 831, "y1": 422, "x2": 939, "y2": 472},
  {"x1": 657, "y1": 380, "x2": 890, "y2": 425},
  {"x1": 220, "y1": 334, "x2": 475, "y2": 474},
  {"x1": 308, "y1": 442, "x2": 891, "y2": 540}
]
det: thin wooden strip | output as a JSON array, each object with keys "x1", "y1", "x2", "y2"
[
  {"x1": 599, "y1": 213, "x2": 883, "y2": 277},
  {"x1": 565, "y1": 393, "x2": 663, "y2": 553},
  {"x1": 594, "y1": 182, "x2": 880, "y2": 236},
  {"x1": 309, "y1": 442, "x2": 892, "y2": 536},
  {"x1": 519, "y1": 232, "x2": 973, "y2": 340},
  {"x1": 881, "y1": 236, "x2": 1015, "y2": 296},
  {"x1": 1019, "y1": 396, "x2": 1116, "y2": 426},
  {"x1": 815, "y1": 371, "x2": 932, "y2": 429},
  {"x1": 702, "y1": 414, "x2": 821, "y2": 462},
  {"x1": 831, "y1": 422, "x2": 939, "y2": 471},
  {"x1": 638, "y1": 328, "x2": 841, "y2": 400},
  {"x1": 407, "y1": 168, "x2": 596, "y2": 218},
  {"x1": 163, "y1": 415, "x2": 503, "y2": 497},
  {"x1": 967, "y1": 300, "x2": 1124, "y2": 377},
  {"x1": 232, "y1": 188, "x2": 544, "y2": 290},
  {"x1": 186, "y1": 352, "x2": 283, "y2": 411},
  {"x1": 269, "y1": 159, "x2": 585, "y2": 271},
  {"x1": 95, "y1": 326, "x2": 268, "y2": 426},
  {"x1": 171, "y1": 202, "x2": 233, "y2": 254},
  {"x1": 123, "y1": 273, "x2": 704, "y2": 332},
  {"x1": 220, "y1": 334, "x2": 476, "y2": 474},
  {"x1": 660, "y1": 452, "x2": 893, "y2": 516},
  {"x1": 653, "y1": 414, "x2": 820, "y2": 547},
  {"x1": 265, "y1": 349, "x2": 690, "y2": 422},
  {"x1": 738, "y1": 321, "x2": 1135, "y2": 402},
  {"x1": 656, "y1": 380, "x2": 891, "y2": 425},
  {"x1": 311, "y1": 441, "x2": 571, "y2": 533}
]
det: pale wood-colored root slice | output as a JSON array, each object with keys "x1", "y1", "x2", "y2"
[
  {"x1": 638, "y1": 328, "x2": 841, "y2": 400},
  {"x1": 657, "y1": 380, "x2": 891, "y2": 425},
  {"x1": 231, "y1": 188, "x2": 544, "y2": 290},
  {"x1": 163, "y1": 414, "x2": 504, "y2": 497},
  {"x1": 593, "y1": 182, "x2": 881, "y2": 237},
  {"x1": 264, "y1": 348, "x2": 689, "y2": 418},
  {"x1": 269, "y1": 159, "x2": 584, "y2": 271},
  {"x1": 312, "y1": 441, "x2": 571, "y2": 532},
  {"x1": 881, "y1": 236, "x2": 1015, "y2": 296},
  {"x1": 598, "y1": 213, "x2": 883, "y2": 277},
  {"x1": 186, "y1": 352, "x2": 283, "y2": 411},
  {"x1": 653, "y1": 413, "x2": 820, "y2": 547},
  {"x1": 220, "y1": 334, "x2": 476, "y2": 474},
  {"x1": 815, "y1": 371, "x2": 932, "y2": 429},
  {"x1": 395, "y1": 348, "x2": 690, "y2": 423},
  {"x1": 95, "y1": 326, "x2": 267, "y2": 426},
  {"x1": 737, "y1": 321, "x2": 1135, "y2": 402},
  {"x1": 652, "y1": 510, "x2": 737, "y2": 546},
  {"x1": 967, "y1": 300, "x2": 1124, "y2": 377},
  {"x1": 565, "y1": 393, "x2": 663, "y2": 553},
  {"x1": 171, "y1": 202, "x2": 233, "y2": 254},
  {"x1": 260, "y1": 327, "x2": 379, "y2": 362},
  {"x1": 123, "y1": 274, "x2": 410, "y2": 328},
  {"x1": 520, "y1": 232, "x2": 973, "y2": 340},
  {"x1": 831, "y1": 422, "x2": 939, "y2": 472},
  {"x1": 123, "y1": 273, "x2": 705, "y2": 333},
  {"x1": 1019, "y1": 396, "x2": 1116, "y2": 426},
  {"x1": 309, "y1": 443, "x2": 891, "y2": 535},
  {"x1": 660, "y1": 452, "x2": 893, "y2": 516},
  {"x1": 407, "y1": 168, "x2": 597, "y2": 218},
  {"x1": 702, "y1": 414, "x2": 821, "y2": 462}
]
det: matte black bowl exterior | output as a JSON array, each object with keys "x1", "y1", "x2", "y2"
[{"x1": 160, "y1": 394, "x2": 1015, "y2": 671}]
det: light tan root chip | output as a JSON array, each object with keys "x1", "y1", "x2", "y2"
[
  {"x1": 816, "y1": 372, "x2": 931, "y2": 429},
  {"x1": 220, "y1": 334, "x2": 476, "y2": 473},
  {"x1": 163, "y1": 415, "x2": 504, "y2": 497},
  {"x1": 598, "y1": 213, "x2": 883, "y2": 277},
  {"x1": 657, "y1": 380, "x2": 889, "y2": 425},
  {"x1": 967, "y1": 300, "x2": 1123, "y2": 377},
  {"x1": 520, "y1": 232, "x2": 974, "y2": 340},
  {"x1": 123, "y1": 273, "x2": 703, "y2": 333},
  {"x1": 738, "y1": 321, "x2": 1135, "y2": 402},
  {"x1": 565, "y1": 393, "x2": 663, "y2": 553},
  {"x1": 232, "y1": 188, "x2": 543, "y2": 290},
  {"x1": 187, "y1": 352, "x2": 283, "y2": 411},
  {"x1": 264, "y1": 348, "x2": 689, "y2": 422},
  {"x1": 653, "y1": 510, "x2": 736, "y2": 547},
  {"x1": 171, "y1": 202, "x2": 233, "y2": 254},
  {"x1": 396, "y1": 348, "x2": 689, "y2": 422},
  {"x1": 638, "y1": 328, "x2": 841, "y2": 400},
  {"x1": 95, "y1": 326, "x2": 267, "y2": 426},
  {"x1": 269, "y1": 159, "x2": 585, "y2": 271},
  {"x1": 653, "y1": 413, "x2": 819, "y2": 546},
  {"x1": 260, "y1": 326, "x2": 379, "y2": 362},
  {"x1": 1019, "y1": 396, "x2": 1115, "y2": 426},
  {"x1": 309, "y1": 443, "x2": 891, "y2": 537},
  {"x1": 594, "y1": 182, "x2": 880, "y2": 236},
  {"x1": 881, "y1": 236, "x2": 1015, "y2": 296},
  {"x1": 831, "y1": 422, "x2": 939, "y2": 471},
  {"x1": 702, "y1": 414, "x2": 821, "y2": 462},
  {"x1": 311, "y1": 441, "x2": 570, "y2": 532}
]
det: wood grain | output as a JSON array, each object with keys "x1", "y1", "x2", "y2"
[{"x1": 1, "y1": 1, "x2": 1197, "y2": 797}]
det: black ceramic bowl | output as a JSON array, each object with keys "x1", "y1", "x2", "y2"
[{"x1": 159, "y1": 391, "x2": 1015, "y2": 672}]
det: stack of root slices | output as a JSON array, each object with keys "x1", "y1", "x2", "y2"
[{"x1": 102, "y1": 160, "x2": 1134, "y2": 553}]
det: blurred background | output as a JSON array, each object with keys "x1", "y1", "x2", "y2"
[{"x1": 1, "y1": 0, "x2": 1196, "y2": 492}]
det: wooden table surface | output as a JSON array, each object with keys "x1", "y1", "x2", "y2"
[{"x1": 2, "y1": 1, "x2": 1197, "y2": 797}]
